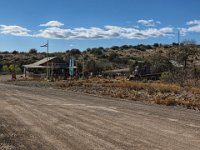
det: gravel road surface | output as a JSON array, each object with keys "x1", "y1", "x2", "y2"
[{"x1": 0, "y1": 83, "x2": 200, "y2": 150}]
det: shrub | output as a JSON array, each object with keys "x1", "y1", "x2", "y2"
[
  {"x1": 120, "y1": 45, "x2": 130, "y2": 50},
  {"x1": 153, "y1": 43, "x2": 159, "y2": 47},
  {"x1": 108, "y1": 52, "x2": 118, "y2": 61},
  {"x1": 160, "y1": 72, "x2": 173, "y2": 82},
  {"x1": 111, "y1": 46, "x2": 120, "y2": 50},
  {"x1": 2, "y1": 65, "x2": 9, "y2": 72},
  {"x1": 90, "y1": 48, "x2": 103, "y2": 56}
]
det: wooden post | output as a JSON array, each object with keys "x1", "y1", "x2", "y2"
[{"x1": 24, "y1": 68, "x2": 26, "y2": 78}]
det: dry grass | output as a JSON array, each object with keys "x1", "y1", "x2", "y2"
[
  {"x1": 54, "y1": 77, "x2": 200, "y2": 111},
  {"x1": 103, "y1": 80, "x2": 182, "y2": 94}
]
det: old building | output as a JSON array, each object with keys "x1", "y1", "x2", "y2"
[{"x1": 23, "y1": 57, "x2": 69, "y2": 80}]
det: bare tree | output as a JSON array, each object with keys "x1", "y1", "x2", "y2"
[{"x1": 177, "y1": 40, "x2": 199, "y2": 83}]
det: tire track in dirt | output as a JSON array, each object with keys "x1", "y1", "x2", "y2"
[{"x1": 1, "y1": 83, "x2": 200, "y2": 150}]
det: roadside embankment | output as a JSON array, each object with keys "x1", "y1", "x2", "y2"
[{"x1": 4, "y1": 77, "x2": 200, "y2": 111}]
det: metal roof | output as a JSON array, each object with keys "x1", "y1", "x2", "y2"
[
  {"x1": 103, "y1": 68, "x2": 129, "y2": 74},
  {"x1": 24, "y1": 57, "x2": 56, "y2": 68},
  {"x1": 169, "y1": 60, "x2": 183, "y2": 68}
]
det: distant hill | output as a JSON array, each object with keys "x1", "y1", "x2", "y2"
[{"x1": 0, "y1": 43, "x2": 200, "y2": 78}]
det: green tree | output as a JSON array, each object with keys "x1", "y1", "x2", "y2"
[
  {"x1": 29, "y1": 49, "x2": 37, "y2": 54},
  {"x1": 8, "y1": 64, "x2": 22, "y2": 74},
  {"x1": 9, "y1": 64, "x2": 15, "y2": 72},
  {"x1": 85, "y1": 59, "x2": 95, "y2": 73},
  {"x1": 111, "y1": 46, "x2": 120, "y2": 50},
  {"x1": 91, "y1": 48, "x2": 103, "y2": 56},
  {"x1": 12, "y1": 50, "x2": 19, "y2": 54},
  {"x1": 70, "y1": 49, "x2": 81, "y2": 55},
  {"x1": 66, "y1": 50, "x2": 70, "y2": 53},
  {"x1": 76, "y1": 61, "x2": 83, "y2": 74},
  {"x1": 120, "y1": 45, "x2": 129, "y2": 50},
  {"x1": 153, "y1": 43, "x2": 159, "y2": 47},
  {"x1": 15, "y1": 65, "x2": 22, "y2": 74},
  {"x1": 1, "y1": 51, "x2": 9, "y2": 54},
  {"x1": 2, "y1": 65, "x2": 9, "y2": 72}
]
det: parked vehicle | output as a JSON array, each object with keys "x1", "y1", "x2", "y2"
[{"x1": 129, "y1": 61, "x2": 161, "y2": 80}]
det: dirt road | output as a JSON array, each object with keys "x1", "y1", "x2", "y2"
[{"x1": 0, "y1": 83, "x2": 200, "y2": 150}]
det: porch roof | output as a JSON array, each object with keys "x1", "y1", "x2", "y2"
[{"x1": 23, "y1": 57, "x2": 56, "y2": 69}]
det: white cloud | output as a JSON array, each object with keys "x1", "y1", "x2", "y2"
[
  {"x1": 36, "y1": 27, "x2": 75, "y2": 39},
  {"x1": 0, "y1": 25, "x2": 31, "y2": 36},
  {"x1": 187, "y1": 25, "x2": 200, "y2": 32},
  {"x1": 180, "y1": 20, "x2": 200, "y2": 35},
  {"x1": 35, "y1": 25, "x2": 173, "y2": 40},
  {"x1": 0, "y1": 20, "x2": 174, "y2": 40},
  {"x1": 186, "y1": 20, "x2": 200, "y2": 25},
  {"x1": 137, "y1": 19, "x2": 161, "y2": 27},
  {"x1": 40, "y1": 21, "x2": 64, "y2": 27},
  {"x1": 133, "y1": 25, "x2": 139, "y2": 28}
]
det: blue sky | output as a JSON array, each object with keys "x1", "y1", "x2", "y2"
[{"x1": 0, "y1": 0, "x2": 199, "y2": 52}]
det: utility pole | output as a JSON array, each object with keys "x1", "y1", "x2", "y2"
[
  {"x1": 82, "y1": 54, "x2": 85, "y2": 79},
  {"x1": 176, "y1": 30, "x2": 181, "y2": 61},
  {"x1": 178, "y1": 30, "x2": 180, "y2": 46},
  {"x1": 93, "y1": 55, "x2": 96, "y2": 76},
  {"x1": 82, "y1": 59, "x2": 85, "y2": 79},
  {"x1": 51, "y1": 61, "x2": 54, "y2": 81},
  {"x1": 47, "y1": 40, "x2": 49, "y2": 80},
  {"x1": 41, "y1": 40, "x2": 49, "y2": 80}
]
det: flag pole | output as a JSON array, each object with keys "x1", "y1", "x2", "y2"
[{"x1": 40, "y1": 41, "x2": 49, "y2": 80}]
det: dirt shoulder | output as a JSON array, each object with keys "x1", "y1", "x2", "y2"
[{"x1": 4, "y1": 77, "x2": 200, "y2": 111}]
